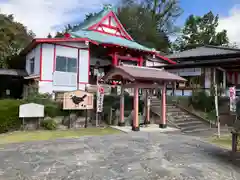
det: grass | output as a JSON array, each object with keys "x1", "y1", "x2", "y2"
[
  {"x1": 0, "y1": 127, "x2": 121, "y2": 144},
  {"x1": 208, "y1": 135, "x2": 232, "y2": 149}
]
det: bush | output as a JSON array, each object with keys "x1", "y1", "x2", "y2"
[
  {"x1": 41, "y1": 119, "x2": 57, "y2": 130},
  {"x1": 189, "y1": 90, "x2": 214, "y2": 112},
  {"x1": 0, "y1": 99, "x2": 23, "y2": 133},
  {"x1": 24, "y1": 93, "x2": 67, "y2": 117}
]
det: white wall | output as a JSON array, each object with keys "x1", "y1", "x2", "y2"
[
  {"x1": 38, "y1": 42, "x2": 89, "y2": 94},
  {"x1": 57, "y1": 42, "x2": 88, "y2": 49},
  {"x1": 145, "y1": 60, "x2": 166, "y2": 67},
  {"x1": 25, "y1": 45, "x2": 41, "y2": 75}
]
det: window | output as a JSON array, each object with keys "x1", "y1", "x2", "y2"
[
  {"x1": 29, "y1": 58, "x2": 35, "y2": 74},
  {"x1": 56, "y1": 56, "x2": 77, "y2": 73}
]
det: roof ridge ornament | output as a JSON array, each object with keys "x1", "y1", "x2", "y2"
[{"x1": 103, "y1": 4, "x2": 112, "y2": 10}]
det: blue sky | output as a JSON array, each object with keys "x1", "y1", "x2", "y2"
[
  {"x1": 177, "y1": 0, "x2": 239, "y2": 25},
  {"x1": 0, "y1": 0, "x2": 240, "y2": 44}
]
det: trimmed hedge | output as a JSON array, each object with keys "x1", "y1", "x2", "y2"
[
  {"x1": 0, "y1": 93, "x2": 66, "y2": 133},
  {"x1": 0, "y1": 99, "x2": 23, "y2": 133}
]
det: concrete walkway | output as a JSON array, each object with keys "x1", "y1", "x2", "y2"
[
  {"x1": 0, "y1": 132, "x2": 239, "y2": 179},
  {"x1": 111, "y1": 124, "x2": 179, "y2": 133}
]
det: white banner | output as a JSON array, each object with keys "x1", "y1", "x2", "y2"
[
  {"x1": 229, "y1": 86, "x2": 236, "y2": 112},
  {"x1": 97, "y1": 86, "x2": 104, "y2": 112}
]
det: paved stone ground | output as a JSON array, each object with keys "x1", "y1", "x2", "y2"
[{"x1": 0, "y1": 132, "x2": 240, "y2": 180}]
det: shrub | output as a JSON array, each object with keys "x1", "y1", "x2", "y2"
[
  {"x1": 41, "y1": 119, "x2": 57, "y2": 130},
  {"x1": 189, "y1": 90, "x2": 214, "y2": 112},
  {"x1": 0, "y1": 99, "x2": 23, "y2": 133},
  {"x1": 24, "y1": 92, "x2": 67, "y2": 117}
]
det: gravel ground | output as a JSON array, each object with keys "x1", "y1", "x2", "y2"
[{"x1": 0, "y1": 132, "x2": 239, "y2": 180}]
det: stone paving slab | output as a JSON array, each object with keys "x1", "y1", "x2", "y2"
[
  {"x1": 0, "y1": 132, "x2": 239, "y2": 179},
  {"x1": 111, "y1": 124, "x2": 179, "y2": 133}
]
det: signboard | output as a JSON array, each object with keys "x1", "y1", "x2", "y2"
[
  {"x1": 229, "y1": 86, "x2": 236, "y2": 112},
  {"x1": 97, "y1": 86, "x2": 104, "y2": 112},
  {"x1": 19, "y1": 103, "x2": 44, "y2": 118},
  {"x1": 63, "y1": 90, "x2": 94, "y2": 110},
  {"x1": 168, "y1": 68, "x2": 201, "y2": 76}
]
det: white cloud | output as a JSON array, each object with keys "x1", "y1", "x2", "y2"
[
  {"x1": 218, "y1": 5, "x2": 240, "y2": 46},
  {"x1": 0, "y1": 0, "x2": 114, "y2": 37}
]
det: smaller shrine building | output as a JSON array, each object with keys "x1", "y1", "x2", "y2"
[{"x1": 20, "y1": 5, "x2": 176, "y2": 97}]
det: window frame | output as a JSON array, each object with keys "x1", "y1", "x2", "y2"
[
  {"x1": 55, "y1": 56, "x2": 77, "y2": 73},
  {"x1": 29, "y1": 57, "x2": 35, "y2": 74}
]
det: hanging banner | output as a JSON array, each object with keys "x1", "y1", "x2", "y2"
[
  {"x1": 97, "y1": 86, "x2": 104, "y2": 112},
  {"x1": 229, "y1": 86, "x2": 236, "y2": 112}
]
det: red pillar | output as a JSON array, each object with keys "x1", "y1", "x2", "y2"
[
  {"x1": 138, "y1": 56, "x2": 143, "y2": 66},
  {"x1": 132, "y1": 87, "x2": 140, "y2": 131},
  {"x1": 160, "y1": 82, "x2": 167, "y2": 128},
  {"x1": 119, "y1": 84, "x2": 125, "y2": 126},
  {"x1": 112, "y1": 52, "x2": 118, "y2": 66}
]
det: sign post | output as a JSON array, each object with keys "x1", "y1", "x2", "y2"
[
  {"x1": 230, "y1": 86, "x2": 236, "y2": 113},
  {"x1": 96, "y1": 72, "x2": 104, "y2": 126}
]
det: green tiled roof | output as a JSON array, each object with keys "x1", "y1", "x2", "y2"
[
  {"x1": 72, "y1": 5, "x2": 118, "y2": 31},
  {"x1": 69, "y1": 4, "x2": 154, "y2": 53},
  {"x1": 70, "y1": 30, "x2": 154, "y2": 52}
]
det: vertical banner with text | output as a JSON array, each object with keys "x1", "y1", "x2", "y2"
[{"x1": 229, "y1": 86, "x2": 236, "y2": 113}]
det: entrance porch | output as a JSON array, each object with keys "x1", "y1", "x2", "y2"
[{"x1": 102, "y1": 65, "x2": 186, "y2": 131}]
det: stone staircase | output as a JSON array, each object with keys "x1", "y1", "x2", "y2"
[{"x1": 150, "y1": 97, "x2": 216, "y2": 136}]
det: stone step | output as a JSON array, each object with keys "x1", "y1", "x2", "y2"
[
  {"x1": 181, "y1": 124, "x2": 209, "y2": 132},
  {"x1": 182, "y1": 128, "x2": 214, "y2": 134},
  {"x1": 176, "y1": 121, "x2": 206, "y2": 127},
  {"x1": 171, "y1": 118, "x2": 202, "y2": 124},
  {"x1": 172, "y1": 114, "x2": 195, "y2": 119},
  {"x1": 167, "y1": 112, "x2": 189, "y2": 116}
]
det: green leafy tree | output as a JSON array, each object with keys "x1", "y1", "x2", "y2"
[
  {"x1": 172, "y1": 11, "x2": 229, "y2": 51},
  {"x1": 118, "y1": 4, "x2": 170, "y2": 52},
  {"x1": 117, "y1": 0, "x2": 182, "y2": 52},
  {"x1": 0, "y1": 14, "x2": 35, "y2": 68},
  {"x1": 143, "y1": 0, "x2": 182, "y2": 34},
  {"x1": 53, "y1": 1, "x2": 182, "y2": 52}
]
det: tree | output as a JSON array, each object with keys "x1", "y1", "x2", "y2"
[
  {"x1": 0, "y1": 13, "x2": 34, "y2": 68},
  {"x1": 118, "y1": 0, "x2": 182, "y2": 52},
  {"x1": 118, "y1": 4, "x2": 170, "y2": 52},
  {"x1": 53, "y1": 1, "x2": 182, "y2": 52},
  {"x1": 172, "y1": 11, "x2": 229, "y2": 51},
  {"x1": 47, "y1": 33, "x2": 52, "y2": 38},
  {"x1": 142, "y1": 0, "x2": 182, "y2": 34}
]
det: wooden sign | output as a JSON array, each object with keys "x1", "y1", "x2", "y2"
[{"x1": 63, "y1": 90, "x2": 94, "y2": 110}]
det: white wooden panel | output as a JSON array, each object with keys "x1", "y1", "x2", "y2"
[
  {"x1": 19, "y1": 103, "x2": 44, "y2": 118},
  {"x1": 146, "y1": 60, "x2": 153, "y2": 67},
  {"x1": 53, "y1": 71, "x2": 77, "y2": 87},
  {"x1": 102, "y1": 27, "x2": 116, "y2": 34},
  {"x1": 41, "y1": 44, "x2": 54, "y2": 81},
  {"x1": 57, "y1": 42, "x2": 88, "y2": 49},
  {"x1": 102, "y1": 18, "x2": 109, "y2": 25},
  {"x1": 79, "y1": 49, "x2": 89, "y2": 83},
  {"x1": 56, "y1": 45, "x2": 78, "y2": 58},
  {"x1": 34, "y1": 45, "x2": 41, "y2": 74}
]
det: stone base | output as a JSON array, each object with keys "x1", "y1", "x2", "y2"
[
  {"x1": 144, "y1": 121, "x2": 151, "y2": 124},
  {"x1": 132, "y1": 126, "x2": 140, "y2": 131},
  {"x1": 118, "y1": 122, "x2": 125, "y2": 127},
  {"x1": 159, "y1": 124, "x2": 167, "y2": 128}
]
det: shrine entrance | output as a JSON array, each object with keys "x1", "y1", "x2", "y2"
[{"x1": 102, "y1": 65, "x2": 186, "y2": 131}]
